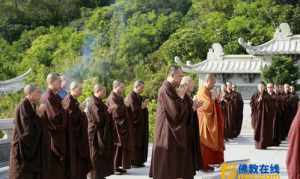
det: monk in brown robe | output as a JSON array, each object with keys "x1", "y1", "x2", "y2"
[
  {"x1": 107, "y1": 80, "x2": 130, "y2": 174},
  {"x1": 181, "y1": 76, "x2": 203, "y2": 178},
  {"x1": 274, "y1": 84, "x2": 286, "y2": 141},
  {"x1": 231, "y1": 84, "x2": 244, "y2": 137},
  {"x1": 64, "y1": 82, "x2": 91, "y2": 179},
  {"x1": 85, "y1": 84, "x2": 114, "y2": 179},
  {"x1": 223, "y1": 82, "x2": 244, "y2": 139},
  {"x1": 286, "y1": 106, "x2": 300, "y2": 179},
  {"x1": 223, "y1": 82, "x2": 237, "y2": 139},
  {"x1": 125, "y1": 80, "x2": 149, "y2": 167},
  {"x1": 150, "y1": 65, "x2": 193, "y2": 179},
  {"x1": 267, "y1": 83, "x2": 281, "y2": 146},
  {"x1": 250, "y1": 82, "x2": 275, "y2": 149},
  {"x1": 220, "y1": 84, "x2": 229, "y2": 141},
  {"x1": 197, "y1": 74, "x2": 224, "y2": 171},
  {"x1": 9, "y1": 85, "x2": 45, "y2": 179},
  {"x1": 40, "y1": 73, "x2": 68, "y2": 179}
]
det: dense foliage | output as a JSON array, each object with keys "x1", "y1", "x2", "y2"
[
  {"x1": 1, "y1": 0, "x2": 300, "y2": 140},
  {"x1": 262, "y1": 56, "x2": 299, "y2": 85}
]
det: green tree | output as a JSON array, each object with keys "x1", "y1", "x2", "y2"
[{"x1": 262, "y1": 56, "x2": 299, "y2": 85}]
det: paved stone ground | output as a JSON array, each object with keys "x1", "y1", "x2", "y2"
[{"x1": 0, "y1": 102, "x2": 289, "y2": 179}]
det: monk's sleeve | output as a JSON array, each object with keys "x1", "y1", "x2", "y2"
[
  {"x1": 86, "y1": 104, "x2": 105, "y2": 127},
  {"x1": 130, "y1": 95, "x2": 142, "y2": 124},
  {"x1": 199, "y1": 96, "x2": 214, "y2": 115},
  {"x1": 109, "y1": 96, "x2": 126, "y2": 125},
  {"x1": 86, "y1": 104, "x2": 105, "y2": 150},
  {"x1": 250, "y1": 95, "x2": 258, "y2": 128},
  {"x1": 18, "y1": 104, "x2": 41, "y2": 160},
  {"x1": 250, "y1": 95, "x2": 262, "y2": 112},
  {"x1": 161, "y1": 88, "x2": 185, "y2": 128}
]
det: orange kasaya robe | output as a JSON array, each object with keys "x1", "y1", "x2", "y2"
[{"x1": 197, "y1": 86, "x2": 225, "y2": 170}]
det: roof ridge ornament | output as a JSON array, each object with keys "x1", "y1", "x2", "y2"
[
  {"x1": 273, "y1": 23, "x2": 292, "y2": 39},
  {"x1": 207, "y1": 43, "x2": 224, "y2": 60}
]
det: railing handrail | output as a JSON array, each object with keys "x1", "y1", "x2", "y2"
[{"x1": 0, "y1": 119, "x2": 14, "y2": 130}]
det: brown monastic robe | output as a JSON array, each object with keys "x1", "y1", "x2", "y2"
[
  {"x1": 85, "y1": 96, "x2": 114, "y2": 179},
  {"x1": 250, "y1": 92, "x2": 275, "y2": 149},
  {"x1": 233, "y1": 91, "x2": 244, "y2": 138},
  {"x1": 270, "y1": 93, "x2": 282, "y2": 146},
  {"x1": 149, "y1": 81, "x2": 191, "y2": 179},
  {"x1": 275, "y1": 92, "x2": 286, "y2": 141},
  {"x1": 107, "y1": 92, "x2": 131, "y2": 170},
  {"x1": 65, "y1": 94, "x2": 91, "y2": 179},
  {"x1": 223, "y1": 91, "x2": 235, "y2": 139},
  {"x1": 287, "y1": 106, "x2": 300, "y2": 179},
  {"x1": 41, "y1": 89, "x2": 67, "y2": 179},
  {"x1": 9, "y1": 98, "x2": 45, "y2": 179},
  {"x1": 184, "y1": 95, "x2": 202, "y2": 178},
  {"x1": 125, "y1": 91, "x2": 149, "y2": 166},
  {"x1": 223, "y1": 91, "x2": 244, "y2": 139}
]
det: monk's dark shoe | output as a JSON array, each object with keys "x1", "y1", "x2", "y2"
[
  {"x1": 114, "y1": 168, "x2": 126, "y2": 175},
  {"x1": 117, "y1": 168, "x2": 127, "y2": 173}
]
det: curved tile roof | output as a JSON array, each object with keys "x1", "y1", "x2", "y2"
[
  {"x1": 0, "y1": 69, "x2": 32, "y2": 94},
  {"x1": 239, "y1": 23, "x2": 300, "y2": 55},
  {"x1": 175, "y1": 43, "x2": 270, "y2": 74}
]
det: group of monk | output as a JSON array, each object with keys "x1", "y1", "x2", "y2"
[
  {"x1": 150, "y1": 66, "x2": 225, "y2": 179},
  {"x1": 8, "y1": 66, "x2": 300, "y2": 179},
  {"x1": 221, "y1": 82, "x2": 244, "y2": 140},
  {"x1": 250, "y1": 82, "x2": 299, "y2": 150},
  {"x1": 9, "y1": 72, "x2": 149, "y2": 179}
]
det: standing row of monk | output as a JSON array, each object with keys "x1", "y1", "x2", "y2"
[
  {"x1": 9, "y1": 66, "x2": 227, "y2": 179},
  {"x1": 9, "y1": 72, "x2": 149, "y2": 179},
  {"x1": 250, "y1": 82, "x2": 299, "y2": 149}
]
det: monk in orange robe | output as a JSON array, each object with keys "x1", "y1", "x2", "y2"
[{"x1": 197, "y1": 74, "x2": 225, "y2": 171}]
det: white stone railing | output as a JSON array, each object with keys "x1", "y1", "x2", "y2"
[
  {"x1": 0, "y1": 119, "x2": 14, "y2": 144},
  {"x1": 0, "y1": 119, "x2": 13, "y2": 169}
]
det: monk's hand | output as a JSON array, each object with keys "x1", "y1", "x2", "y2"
[
  {"x1": 79, "y1": 104, "x2": 85, "y2": 112},
  {"x1": 142, "y1": 99, "x2": 149, "y2": 109},
  {"x1": 62, "y1": 97, "x2": 70, "y2": 110},
  {"x1": 193, "y1": 99, "x2": 203, "y2": 111},
  {"x1": 37, "y1": 104, "x2": 46, "y2": 116},
  {"x1": 124, "y1": 99, "x2": 130, "y2": 107},
  {"x1": 110, "y1": 103, "x2": 118, "y2": 111}
]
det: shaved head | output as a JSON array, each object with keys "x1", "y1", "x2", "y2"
[
  {"x1": 24, "y1": 84, "x2": 38, "y2": 96},
  {"x1": 24, "y1": 84, "x2": 41, "y2": 103},
  {"x1": 46, "y1": 72, "x2": 61, "y2": 91},
  {"x1": 134, "y1": 80, "x2": 144, "y2": 88},
  {"x1": 94, "y1": 84, "x2": 106, "y2": 98},
  {"x1": 47, "y1": 73, "x2": 60, "y2": 85},
  {"x1": 113, "y1": 80, "x2": 124, "y2": 89},
  {"x1": 167, "y1": 65, "x2": 184, "y2": 87},
  {"x1": 94, "y1": 84, "x2": 106, "y2": 93},
  {"x1": 204, "y1": 74, "x2": 216, "y2": 90}
]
